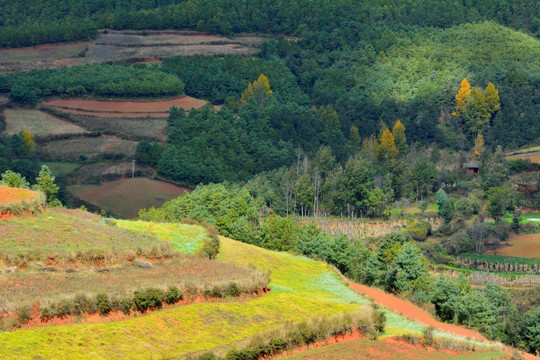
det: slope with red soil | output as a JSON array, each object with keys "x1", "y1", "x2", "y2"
[{"x1": 348, "y1": 281, "x2": 487, "y2": 341}]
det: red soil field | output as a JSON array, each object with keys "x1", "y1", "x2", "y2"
[
  {"x1": 0, "y1": 186, "x2": 36, "y2": 206},
  {"x1": 42, "y1": 95, "x2": 208, "y2": 113},
  {"x1": 46, "y1": 108, "x2": 169, "y2": 118},
  {"x1": 348, "y1": 281, "x2": 487, "y2": 341}
]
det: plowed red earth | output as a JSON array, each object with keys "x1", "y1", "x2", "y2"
[
  {"x1": 348, "y1": 281, "x2": 487, "y2": 341},
  {"x1": 42, "y1": 95, "x2": 207, "y2": 112}
]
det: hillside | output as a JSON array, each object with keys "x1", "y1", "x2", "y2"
[{"x1": 0, "y1": 217, "x2": 511, "y2": 359}]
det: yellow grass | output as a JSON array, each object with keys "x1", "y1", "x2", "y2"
[{"x1": 3, "y1": 109, "x2": 88, "y2": 137}]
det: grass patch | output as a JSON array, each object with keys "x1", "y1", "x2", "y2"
[
  {"x1": 276, "y1": 338, "x2": 505, "y2": 360},
  {"x1": 0, "y1": 208, "x2": 171, "y2": 268},
  {"x1": 117, "y1": 220, "x2": 207, "y2": 255},
  {"x1": 42, "y1": 162, "x2": 80, "y2": 177},
  {"x1": 37, "y1": 136, "x2": 137, "y2": 162}
]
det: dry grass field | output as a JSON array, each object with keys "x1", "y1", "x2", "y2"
[
  {"x1": 2, "y1": 109, "x2": 88, "y2": 137},
  {"x1": 38, "y1": 135, "x2": 137, "y2": 161},
  {"x1": 0, "y1": 31, "x2": 265, "y2": 73},
  {"x1": 68, "y1": 178, "x2": 190, "y2": 218},
  {"x1": 52, "y1": 113, "x2": 167, "y2": 141},
  {"x1": 492, "y1": 233, "x2": 540, "y2": 258}
]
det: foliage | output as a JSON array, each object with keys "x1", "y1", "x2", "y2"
[
  {"x1": 32, "y1": 165, "x2": 60, "y2": 205},
  {"x1": 1, "y1": 64, "x2": 184, "y2": 99},
  {"x1": 1, "y1": 170, "x2": 30, "y2": 189}
]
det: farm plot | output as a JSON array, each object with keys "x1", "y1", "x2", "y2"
[
  {"x1": 0, "y1": 254, "x2": 265, "y2": 314},
  {"x1": 2, "y1": 109, "x2": 88, "y2": 137},
  {"x1": 506, "y1": 146, "x2": 540, "y2": 164},
  {"x1": 493, "y1": 233, "x2": 540, "y2": 258},
  {"x1": 51, "y1": 113, "x2": 167, "y2": 141},
  {"x1": 68, "y1": 178, "x2": 190, "y2": 218},
  {"x1": 0, "y1": 208, "x2": 174, "y2": 268},
  {"x1": 38, "y1": 135, "x2": 137, "y2": 161},
  {"x1": 0, "y1": 31, "x2": 266, "y2": 73},
  {"x1": 42, "y1": 95, "x2": 208, "y2": 117}
]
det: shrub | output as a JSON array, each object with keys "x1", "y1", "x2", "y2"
[
  {"x1": 198, "y1": 235, "x2": 220, "y2": 260},
  {"x1": 96, "y1": 293, "x2": 112, "y2": 316},
  {"x1": 422, "y1": 326, "x2": 435, "y2": 346},
  {"x1": 133, "y1": 288, "x2": 163, "y2": 313},
  {"x1": 224, "y1": 283, "x2": 241, "y2": 297},
  {"x1": 16, "y1": 305, "x2": 32, "y2": 326},
  {"x1": 406, "y1": 220, "x2": 430, "y2": 241},
  {"x1": 164, "y1": 285, "x2": 183, "y2": 305}
]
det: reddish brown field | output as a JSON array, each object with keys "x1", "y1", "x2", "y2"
[
  {"x1": 0, "y1": 186, "x2": 36, "y2": 206},
  {"x1": 494, "y1": 233, "x2": 540, "y2": 258},
  {"x1": 348, "y1": 281, "x2": 487, "y2": 341},
  {"x1": 42, "y1": 95, "x2": 208, "y2": 113},
  {"x1": 68, "y1": 178, "x2": 191, "y2": 218}
]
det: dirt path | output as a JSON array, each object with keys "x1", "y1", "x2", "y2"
[{"x1": 348, "y1": 281, "x2": 487, "y2": 341}]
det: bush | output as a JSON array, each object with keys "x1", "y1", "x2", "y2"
[
  {"x1": 422, "y1": 326, "x2": 435, "y2": 346},
  {"x1": 16, "y1": 305, "x2": 32, "y2": 326},
  {"x1": 406, "y1": 220, "x2": 430, "y2": 241},
  {"x1": 96, "y1": 293, "x2": 112, "y2": 316},
  {"x1": 198, "y1": 235, "x2": 220, "y2": 260},
  {"x1": 133, "y1": 288, "x2": 163, "y2": 313},
  {"x1": 224, "y1": 283, "x2": 241, "y2": 297},
  {"x1": 164, "y1": 285, "x2": 183, "y2": 305}
]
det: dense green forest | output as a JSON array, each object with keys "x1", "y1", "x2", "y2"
[
  {"x1": 0, "y1": 0, "x2": 538, "y2": 48},
  {"x1": 0, "y1": 64, "x2": 184, "y2": 101}
]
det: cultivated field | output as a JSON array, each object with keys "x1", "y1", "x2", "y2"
[
  {"x1": 0, "y1": 208, "x2": 174, "y2": 268},
  {"x1": 42, "y1": 95, "x2": 208, "y2": 116},
  {"x1": 52, "y1": 113, "x2": 167, "y2": 141},
  {"x1": 277, "y1": 338, "x2": 505, "y2": 360},
  {"x1": 0, "y1": 212, "x2": 268, "y2": 330},
  {"x1": 2, "y1": 109, "x2": 88, "y2": 137},
  {"x1": 38, "y1": 135, "x2": 137, "y2": 161},
  {"x1": 302, "y1": 218, "x2": 408, "y2": 240},
  {"x1": 493, "y1": 233, "x2": 540, "y2": 258},
  {"x1": 507, "y1": 146, "x2": 540, "y2": 164},
  {"x1": 0, "y1": 31, "x2": 266, "y2": 73},
  {"x1": 0, "y1": 219, "x2": 502, "y2": 359},
  {"x1": 69, "y1": 178, "x2": 191, "y2": 218}
]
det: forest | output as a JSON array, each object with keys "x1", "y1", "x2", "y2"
[{"x1": 0, "y1": 0, "x2": 538, "y2": 48}]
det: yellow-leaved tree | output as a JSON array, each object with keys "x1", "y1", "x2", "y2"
[
  {"x1": 452, "y1": 78, "x2": 500, "y2": 134},
  {"x1": 473, "y1": 133, "x2": 485, "y2": 158},
  {"x1": 392, "y1": 120, "x2": 407, "y2": 156},
  {"x1": 21, "y1": 129, "x2": 35, "y2": 155},
  {"x1": 452, "y1": 78, "x2": 471, "y2": 117},
  {"x1": 241, "y1": 74, "x2": 273, "y2": 105},
  {"x1": 376, "y1": 128, "x2": 398, "y2": 163}
]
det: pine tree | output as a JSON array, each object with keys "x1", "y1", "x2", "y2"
[
  {"x1": 392, "y1": 120, "x2": 407, "y2": 156},
  {"x1": 33, "y1": 165, "x2": 60, "y2": 205},
  {"x1": 349, "y1": 125, "x2": 362, "y2": 149}
]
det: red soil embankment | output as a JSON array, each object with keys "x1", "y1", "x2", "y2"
[{"x1": 348, "y1": 281, "x2": 487, "y2": 341}]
